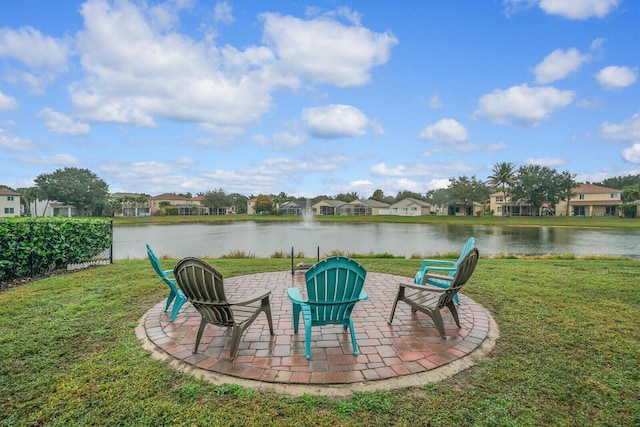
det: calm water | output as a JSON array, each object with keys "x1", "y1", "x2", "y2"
[{"x1": 113, "y1": 221, "x2": 640, "y2": 259}]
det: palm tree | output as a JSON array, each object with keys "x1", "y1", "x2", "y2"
[{"x1": 487, "y1": 162, "x2": 515, "y2": 216}]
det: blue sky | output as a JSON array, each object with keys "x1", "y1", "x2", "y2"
[{"x1": 1, "y1": 0, "x2": 639, "y2": 198}]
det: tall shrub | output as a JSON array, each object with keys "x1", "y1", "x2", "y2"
[{"x1": 0, "y1": 217, "x2": 112, "y2": 283}]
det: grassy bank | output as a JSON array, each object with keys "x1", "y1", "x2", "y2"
[
  {"x1": 1, "y1": 256, "x2": 638, "y2": 426},
  {"x1": 112, "y1": 213, "x2": 640, "y2": 229}
]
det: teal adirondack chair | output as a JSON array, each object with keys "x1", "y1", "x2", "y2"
[
  {"x1": 146, "y1": 244, "x2": 187, "y2": 322},
  {"x1": 287, "y1": 256, "x2": 368, "y2": 360},
  {"x1": 414, "y1": 237, "x2": 475, "y2": 305}
]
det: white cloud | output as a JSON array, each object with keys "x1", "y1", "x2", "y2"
[
  {"x1": 19, "y1": 154, "x2": 79, "y2": 165},
  {"x1": 370, "y1": 161, "x2": 475, "y2": 177},
  {"x1": 38, "y1": 108, "x2": 90, "y2": 136},
  {"x1": 538, "y1": 0, "x2": 620, "y2": 20},
  {"x1": 418, "y1": 118, "x2": 468, "y2": 143},
  {"x1": 473, "y1": 84, "x2": 574, "y2": 127},
  {"x1": 272, "y1": 123, "x2": 307, "y2": 150},
  {"x1": 599, "y1": 112, "x2": 640, "y2": 142},
  {"x1": 261, "y1": 12, "x2": 397, "y2": 87},
  {"x1": 596, "y1": 66, "x2": 637, "y2": 90},
  {"x1": 0, "y1": 128, "x2": 39, "y2": 151},
  {"x1": 533, "y1": 48, "x2": 590, "y2": 84},
  {"x1": 503, "y1": 0, "x2": 619, "y2": 19},
  {"x1": 68, "y1": 0, "x2": 396, "y2": 139},
  {"x1": 71, "y1": 0, "x2": 278, "y2": 128},
  {"x1": 487, "y1": 141, "x2": 508, "y2": 152},
  {"x1": 523, "y1": 157, "x2": 566, "y2": 167},
  {"x1": 302, "y1": 104, "x2": 369, "y2": 138},
  {"x1": 429, "y1": 93, "x2": 443, "y2": 109},
  {"x1": 0, "y1": 91, "x2": 18, "y2": 111},
  {"x1": 214, "y1": 1, "x2": 234, "y2": 24},
  {"x1": 622, "y1": 143, "x2": 640, "y2": 163},
  {"x1": 0, "y1": 26, "x2": 70, "y2": 92}
]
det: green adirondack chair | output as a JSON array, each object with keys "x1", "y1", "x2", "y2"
[
  {"x1": 287, "y1": 256, "x2": 368, "y2": 360},
  {"x1": 390, "y1": 247, "x2": 479, "y2": 338},
  {"x1": 414, "y1": 237, "x2": 475, "y2": 305},
  {"x1": 146, "y1": 244, "x2": 187, "y2": 322},
  {"x1": 173, "y1": 257, "x2": 274, "y2": 360}
]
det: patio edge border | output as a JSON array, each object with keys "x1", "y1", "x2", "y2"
[{"x1": 135, "y1": 307, "x2": 500, "y2": 397}]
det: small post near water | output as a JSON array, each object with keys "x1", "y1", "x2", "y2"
[{"x1": 291, "y1": 246, "x2": 320, "y2": 274}]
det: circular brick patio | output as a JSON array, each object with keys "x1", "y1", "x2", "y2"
[{"x1": 138, "y1": 270, "x2": 497, "y2": 396}]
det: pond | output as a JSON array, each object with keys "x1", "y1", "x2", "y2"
[{"x1": 112, "y1": 221, "x2": 640, "y2": 260}]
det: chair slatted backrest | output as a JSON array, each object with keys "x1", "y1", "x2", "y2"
[
  {"x1": 437, "y1": 248, "x2": 479, "y2": 308},
  {"x1": 304, "y1": 257, "x2": 367, "y2": 324},
  {"x1": 173, "y1": 257, "x2": 234, "y2": 327},
  {"x1": 147, "y1": 244, "x2": 177, "y2": 288}
]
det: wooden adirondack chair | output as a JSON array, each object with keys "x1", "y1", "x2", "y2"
[
  {"x1": 389, "y1": 247, "x2": 479, "y2": 338},
  {"x1": 173, "y1": 257, "x2": 274, "y2": 360},
  {"x1": 146, "y1": 244, "x2": 187, "y2": 322},
  {"x1": 413, "y1": 237, "x2": 475, "y2": 305},
  {"x1": 287, "y1": 256, "x2": 368, "y2": 360}
]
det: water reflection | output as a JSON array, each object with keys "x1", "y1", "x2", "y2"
[{"x1": 113, "y1": 222, "x2": 640, "y2": 259}]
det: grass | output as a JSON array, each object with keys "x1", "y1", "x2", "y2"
[
  {"x1": 112, "y1": 213, "x2": 640, "y2": 229},
  {"x1": 1, "y1": 256, "x2": 639, "y2": 426}
]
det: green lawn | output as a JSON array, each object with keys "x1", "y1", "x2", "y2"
[
  {"x1": 1, "y1": 256, "x2": 639, "y2": 426},
  {"x1": 112, "y1": 213, "x2": 640, "y2": 229}
]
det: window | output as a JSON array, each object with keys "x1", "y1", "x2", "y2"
[
  {"x1": 4, "y1": 208, "x2": 14, "y2": 214},
  {"x1": 7, "y1": 196, "x2": 14, "y2": 201},
  {"x1": 496, "y1": 196, "x2": 504, "y2": 202},
  {"x1": 610, "y1": 193, "x2": 618, "y2": 199},
  {"x1": 579, "y1": 194, "x2": 585, "y2": 200}
]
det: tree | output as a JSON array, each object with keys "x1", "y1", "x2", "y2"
[
  {"x1": 271, "y1": 192, "x2": 289, "y2": 208},
  {"x1": 254, "y1": 194, "x2": 274, "y2": 214},
  {"x1": 394, "y1": 190, "x2": 423, "y2": 202},
  {"x1": 202, "y1": 188, "x2": 227, "y2": 215},
  {"x1": 555, "y1": 170, "x2": 579, "y2": 216},
  {"x1": 370, "y1": 189, "x2": 385, "y2": 202},
  {"x1": 510, "y1": 165, "x2": 558, "y2": 216},
  {"x1": 227, "y1": 193, "x2": 248, "y2": 214},
  {"x1": 487, "y1": 162, "x2": 515, "y2": 216},
  {"x1": 426, "y1": 188, "x2": 452, "y2": 214},
  {"x1": 34, "y1": 167, "x2": 109, "y2": 216},
  {"x1": 448, "y1": 175, "x2": 488, "y2": 215},
  {"x1": 599, "y1": 174, "x2": 640, "y2": 189},
  {"x1": 16, "y1": 186, "x2": 38, "y2": 216},
  {"x1": 336, "y1": 192, "x2": 359, "y2": 203}
]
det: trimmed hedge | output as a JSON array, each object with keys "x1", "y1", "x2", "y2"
[{"x1": 0, "y1": 217, "x2": 112, "y2": 283}]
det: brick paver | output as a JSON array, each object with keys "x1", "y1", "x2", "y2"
[{"x1": 142, "y1": 270, "x2": 490, "y2": 386}]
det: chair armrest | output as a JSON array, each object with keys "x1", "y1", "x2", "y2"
[
  {"x1": 420, "y1": 259, "x2": 456, "y2": 269},
  {"x1": 399, "y1": 281, "x2": 446, "y2": 293},
  {"x1": 424, "y1": 272, "x2": 455, "y2": 283},
  {"x1": 163, "y1": 269, "x2": 174, "y2": 276},
  {"x1": 287, "y1": 287, "x2": 306, "y2": 305},
  {"x1": 422, "y1": 265, "x2": 457, "y2": 273},
  {"x1": 232, "y1": 289, "x2": 271, "y2": 306},
  {"x1": 358, "y1": 289, "x2": 368, "y2": 301}
]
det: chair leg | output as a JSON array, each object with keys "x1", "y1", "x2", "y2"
[
  {"x1": 388, "y1": 286, "x2": 404, "y2": 324},
  {"x1": 262, "y1": 297, "x2": 274, "y2": 335},
  {"x1": 194, "y1": 320, "x2": 207, "y2": 353},
  {"x1": 169, "y1": 296, "x2": 186, "y2": 322},
  {"x1": 430, "y1": 311, "x2": 447, "y2": 339},
  {"x1": 304, "y1": 321, "x2": 312, "y2": 360},
  {"x1": 164, "y1": 289, "x2": 176, "y2": 312},
  {"x1": 446, "y1": 302, "x2": 461, "y2": 328},
  {"x1": 292, "y1": 302, "x2": 301, "y2": 333},
  {"x1": 229, "y1": 325, "x2": 243, "y2": 361},
  {"x1": 348, "y1": 318, "x2": 358, "y2": 356}
]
